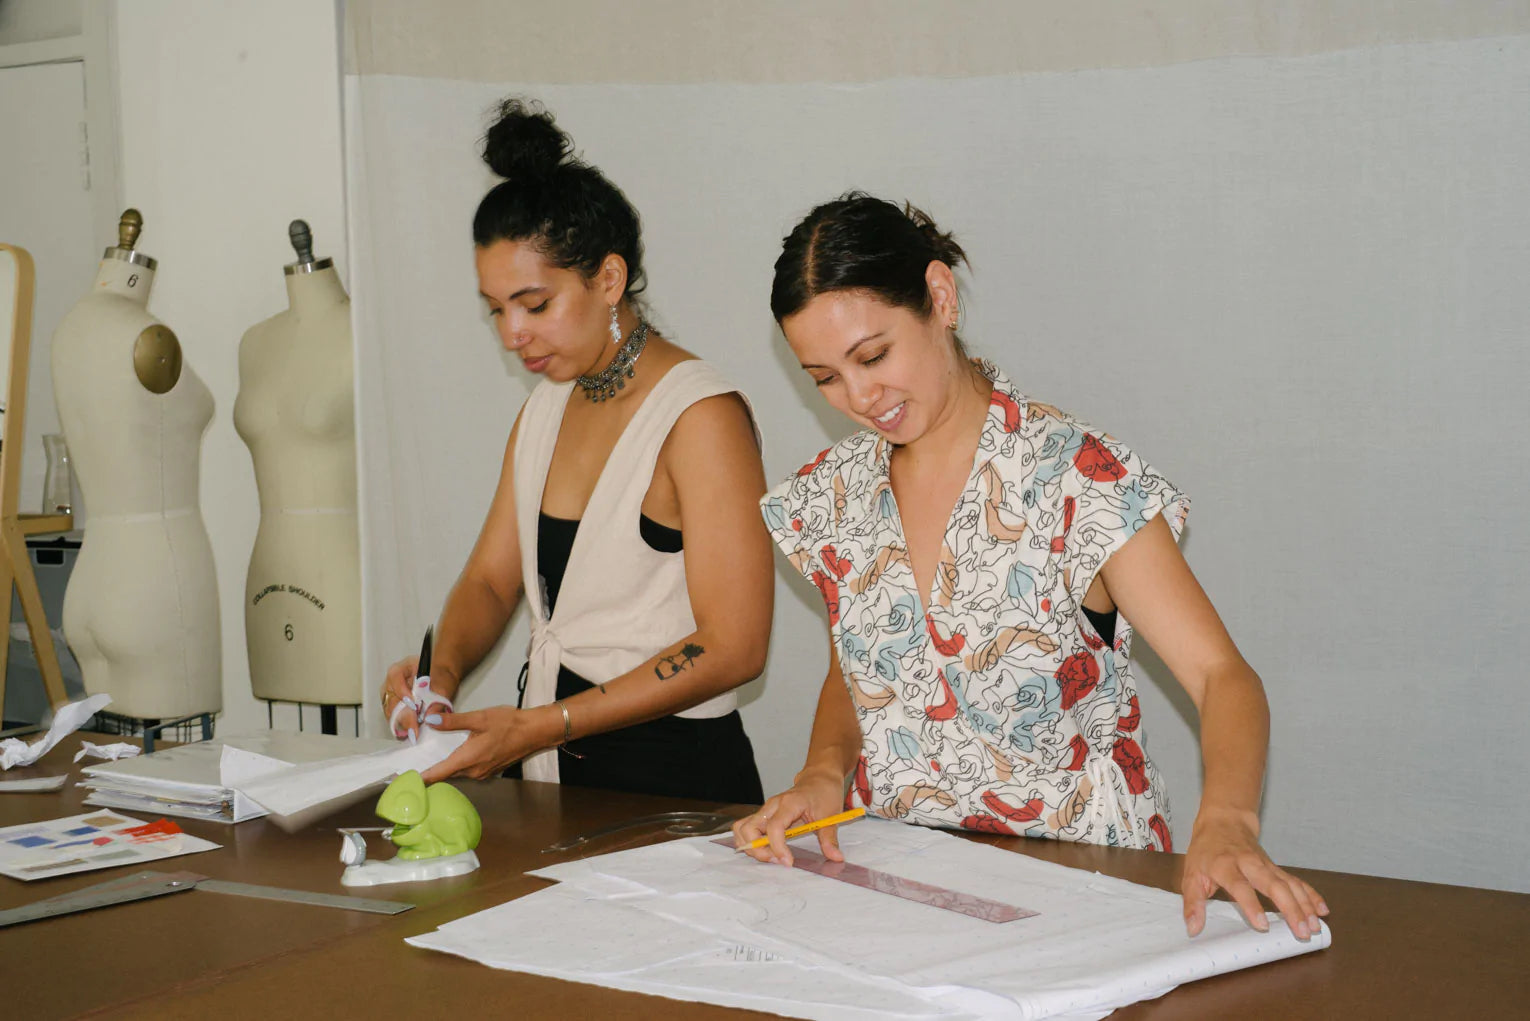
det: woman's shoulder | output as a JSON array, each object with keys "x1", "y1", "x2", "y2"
[
  {"x1": 986, "y1": 370, "x2": 1139, "y2": 475},
  {"x1": 760, "y1": 430, "x2": 882, "y2": 560},
  {"x1": 978, "y1": 359, "x2": 1095, "y2": 441},
  {"x1": 1022, "y1": 398, "x2": 1161, "y2": 484},
  {"x1": 764, "y1": 430, "x2": 880, "y2": 511},
  {"x1": 649, "y1": 356, "x2": 762, "y2": 449},
  {"x1": 654, "y1": 354, "x2": 744, "y2": 395},
  {"x1": 976, "y1": 358, "x2": 1184, "y2": 511}
]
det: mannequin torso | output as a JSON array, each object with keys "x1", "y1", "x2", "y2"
[
  {"x1": 52, "y1": 255, "x2": 221, "y2": 719},
  {"x1": 233, "y1": 264, "x2": 360, "y2": 705}
]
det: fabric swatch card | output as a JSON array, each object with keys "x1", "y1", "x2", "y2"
[{"x1": 0, "y1": 809, "x2": 220, "y2": 881}]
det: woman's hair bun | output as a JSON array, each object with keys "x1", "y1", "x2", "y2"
[
  {"x1": 905, "y1": 203, "x2": 967, "y2": 269},
  {"x1": 473, "y1": 96, "x2": 646, "y2": 297},
  {"x1": 482, "y1": 98, "x2": 573, "y2": 181}
]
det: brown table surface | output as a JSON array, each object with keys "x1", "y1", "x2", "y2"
[{"x1": 2, "y1": 735, "x2": 1526, "y2": 1020}]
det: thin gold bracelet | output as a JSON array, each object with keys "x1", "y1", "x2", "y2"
[{"x1": 554, "y1": 700, "x2": 585, "y2": 758}]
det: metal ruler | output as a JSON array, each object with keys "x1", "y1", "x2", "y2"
[
  {"x1": 712, "y1": 838, "x2": 1037, "y2": 923},
  {"x1": 0, "y1": 869, "x2": 414, "y2": 929}
]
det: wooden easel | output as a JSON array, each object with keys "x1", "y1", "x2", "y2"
[{"x1": 0, "y1": 243, "x2": 74, "y2": 722}]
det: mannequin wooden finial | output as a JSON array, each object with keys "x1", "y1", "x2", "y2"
[
  {"x1": 117, "y1": 209, "x2": 143, "y2": 251},
  {"x1": 288, "y1": 219, "x2": 314, "y2": 264}
]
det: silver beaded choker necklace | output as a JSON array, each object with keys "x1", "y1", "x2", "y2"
[{"x1": 577, "y1": 320, "x2": 649, "y2": 403}]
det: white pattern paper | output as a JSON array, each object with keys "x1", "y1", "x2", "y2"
[{"x1": 409, "y1": 820, "x2": 1329, "y2": 1020}]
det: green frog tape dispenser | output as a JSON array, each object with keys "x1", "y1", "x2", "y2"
[{"x1": 339, "y1": 770, "x2": 482, "y2": 886}]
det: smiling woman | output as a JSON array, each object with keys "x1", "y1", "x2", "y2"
[
  {"x1": 379, "y1": 100, "x2": 771, "y2": 804},
  {"x1": 734, "y1": 193, "x2": 1329, "y2": 944}
]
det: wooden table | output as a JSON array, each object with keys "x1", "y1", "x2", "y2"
[{"x1": 2, "y1": 735, "x2": 1526, "y2": 1019}]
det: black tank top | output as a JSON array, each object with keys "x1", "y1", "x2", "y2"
[
  {"x1": 1082, "y1": 604, "x2": 1117, "y2": 646},
  {"x1": 537, "y1": 512, "x2": 683, "y2": 616}
]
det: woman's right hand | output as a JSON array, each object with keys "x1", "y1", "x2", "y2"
[
  {"x1": 731, "y1": 769, "x2": 848, "y2": 867},
  {"x1": 381, "y1": 655, "x2": 421, "y2": 741}
]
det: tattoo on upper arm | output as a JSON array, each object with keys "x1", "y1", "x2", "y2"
[
  {"x1": 655, "y1": 642, "x2": 705, "y2": 680},
  {"x1": 598, "y1": 683, "x2": 607, "y2": 694}
]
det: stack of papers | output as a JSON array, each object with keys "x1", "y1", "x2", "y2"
[
  {"x1": 409, "y1": 820, "x2": 1331, "y2": 1021},
  {"x1": 234, "y1": 729, "x2": 467, "y2": 831},
  {"x1": 234, "y1": 725, "x2": 465, "y2": 820},
  {"x1": 79, "y1": 731, "x2": 398, "y2": 823}
]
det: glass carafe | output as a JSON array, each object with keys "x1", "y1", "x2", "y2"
[{"x1": 42, "y1": 433, "x2": 72, "y2": 515}]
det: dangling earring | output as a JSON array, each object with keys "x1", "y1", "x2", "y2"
[{"x1": 609, "y1": 304, "x2": 622, "y2": 345}]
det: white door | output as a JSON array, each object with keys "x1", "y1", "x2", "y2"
[{"x1": 0, "y1": 59, "x2": 99, "y2": 516}]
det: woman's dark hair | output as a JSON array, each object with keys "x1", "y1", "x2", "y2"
[
  {"x1": 473, "y1": 99, "x2": 645, "y2": 296},
  {"x1": 770, "y1": 192, "x2": 966, "y2": 323}
]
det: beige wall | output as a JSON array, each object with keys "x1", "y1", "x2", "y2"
[
  {"x1": 343, "y1": 7, "x2": 1530, "y2": 893},
  {"x1": 346, "y1": 0, "x2": 1530, "y2": 82},
  {"x1": 0, "y1": 0, "x2": 82, "y2": 47}
]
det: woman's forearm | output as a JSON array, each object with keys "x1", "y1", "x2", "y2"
[
  {"x1": 796, "y1": 657, "x2": 863, "y2": 787},
  {"x1": 541, "y1": 627, "x2": 766, "y2": 749},
  {"x1": 1194, "y1": 658, "x2": 1271, "y2": 832},
  {"x1": 433, "y1": 571, "x2": 521, "y2": 698}
]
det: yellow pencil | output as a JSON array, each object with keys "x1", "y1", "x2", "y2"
[{"x1": 741, "y1": 807, "x2": 866, "y2": 850}]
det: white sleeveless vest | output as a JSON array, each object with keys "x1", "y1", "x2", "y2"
[{"x1": 513, "y1": 359, "x2": 758, "y2": 783}]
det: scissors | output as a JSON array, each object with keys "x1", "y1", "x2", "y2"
[{"x1": 389, "y1": 626, "x2": 454, "y2": 744}]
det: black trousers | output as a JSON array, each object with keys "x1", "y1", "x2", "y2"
[{"x1": 504, "y1": 666, "x2": 765, "y2": 805}]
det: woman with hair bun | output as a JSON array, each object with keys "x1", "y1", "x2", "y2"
[
  {"x1": 733, "y1": 193, "x2": 1327, "y2": 941},
  {"x1": 380, "y1": 100, "x2": 768, "y2": 803}
]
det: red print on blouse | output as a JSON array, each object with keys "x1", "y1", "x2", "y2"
[
  {"x1": 810, "y1": 570, "x2": 840, "y2": 626},
  {"x1": 1074, "y1": 434, "x2": 1127, "y2": 482},
  {"x1": 1117, "y1": 695, "x2": 1141, "y2": 733},
  {"x1": 1055, "y1": 651, "x2": 1101, "y2": 710},
  {"x1": 990, "y1": 390, "x2": 1023, "y2": 433},
  {"x1": 1112, "y1": 736, "x2": 1150, "y2": 795},
  {"x1": 1149, "y1": 813, "x2": 1173, "y2": 853},
  {"x1": 926, "y1": 615, "x2": 966, "y2": 656},
  {"x1": 1051, "y1": 495, "x2": 1076, "y2": 553},
  {"x1": 797, "y1": 447, "x2": 831, "y2": 477},
  {"x1": 819, "y1": 544, "x2": 852, "y2": 580},
  {"x1": 1062, "y1": 733, "x2": 1089, "y2": 771},
  {"x1": 847, "y1": 755, "x2": 872, "y2": 809},
  {"x1": 925, "y1": 670, "x2": 960, "y2": 721}
]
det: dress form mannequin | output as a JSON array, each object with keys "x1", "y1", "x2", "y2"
[
  {"x1": 233, "y1": 221, "x2": 360, "y2": 719},
  {"x1": 52, "y1": 210, "x2": 221, "y2": 720}
]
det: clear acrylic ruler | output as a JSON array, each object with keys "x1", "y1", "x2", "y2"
[{"x1": 713, "y1": 839, "x2": 1037, "y2": 923}]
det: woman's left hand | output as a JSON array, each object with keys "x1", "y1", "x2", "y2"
[
  {"x1": 1181, "y1": 807, "x2": 1329, "y2": 941},
  {"x1": 419, "y1": 705, "x2": 557, "y2": 782}
]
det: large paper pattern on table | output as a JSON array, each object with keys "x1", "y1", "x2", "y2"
[{"x1": 408, "y1": 818, "x2": 1329, "y2": 1020}]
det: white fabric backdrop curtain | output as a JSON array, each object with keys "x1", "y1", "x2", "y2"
[{"x1": 343, "y1": 36, "x2": 1530, "y2": 893}]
